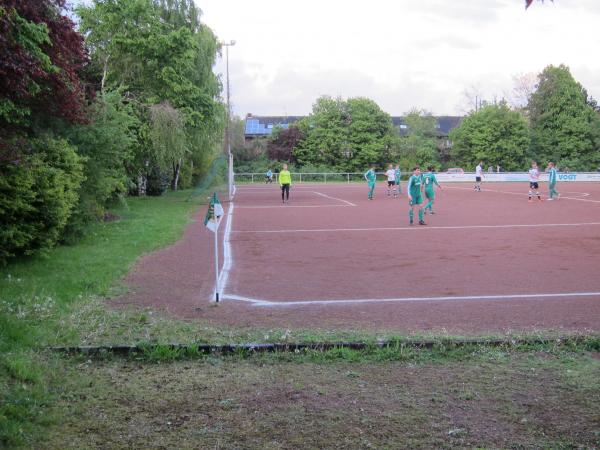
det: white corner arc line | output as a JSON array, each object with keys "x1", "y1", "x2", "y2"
[
  {"x1": 312, "y1": 191, "x2": 357, "y2": 206},
  {"x1": 216, "y1": 202, "x2": 234, "y2": 300},
  {"x1": 232, "y1": 222, "x2": 600, "y2": 234},
  {"x1": 222, "y1": 292, "x2": 600, "y2": 307}
]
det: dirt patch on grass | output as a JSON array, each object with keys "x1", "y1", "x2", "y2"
[{"x1": 42, "y1": 353, "x2": 600, "y2": 449}]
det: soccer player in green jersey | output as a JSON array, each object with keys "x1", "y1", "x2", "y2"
[
  {"x1": 394, "y1": 165, "x2": 401, "y2": 196},
  {"x1": 407, "y1": 166, "x2": 426, "y2": 225},
  {"x1": 364, "y1": 166, "x2": 376, "y2": 200},
  {"x1": 423, "y1": 166, "x2": 442, "y2": 215},
  {"x1": 546, "y1": 162, "x2": 560, "y2": 200}
]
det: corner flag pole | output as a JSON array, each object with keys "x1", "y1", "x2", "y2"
[{"x1": 204, "y1": 192, "x2": 224, "y2": 302}]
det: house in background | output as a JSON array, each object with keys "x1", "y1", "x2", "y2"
[
  {"x1": 244, "y1": 114, "x2": 463, "y2": 151},
  {"x1": 244, "y1": 114, "x2": 304, "y2": 139}
]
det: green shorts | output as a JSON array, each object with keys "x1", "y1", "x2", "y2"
[
  {"x1": 425, "y1": 189, "x2": 435, "y2": 200},
  {"x1": 409, "y1": 193, "x2": 423, "y2": 205}
]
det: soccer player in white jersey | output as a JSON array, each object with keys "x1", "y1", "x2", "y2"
[
  {"x1": 528, "y1": 161, "x2": 542, "y2": 202},
  {"x1": 474, "y1": 161, "x2": 483, "y2": 191},
  {"x1": 385, "y1": 164, "x2": 396, "y2": 197}
]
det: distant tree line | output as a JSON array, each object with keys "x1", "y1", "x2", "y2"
[
  {"x1": 235, "y1": 64, "x2": 600, "y2": 175},
  {"x1": 0, "y1": 0, "x2": 225, "y2": 264}
]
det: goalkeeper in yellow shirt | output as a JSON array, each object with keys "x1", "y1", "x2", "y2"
[{"x1": 279, "y1": 163, "x2": 292, "y2": 203}]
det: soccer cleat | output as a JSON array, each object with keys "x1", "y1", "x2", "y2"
[
  {"x1": 419, "y1": 220, "x2": 427, "y2": 225},
  {"x1": 430, "y1": 211, "x2": 435, "y2": 214}
]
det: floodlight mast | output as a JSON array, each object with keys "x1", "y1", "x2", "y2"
[{"x1": 221, "y1": 40, "x2": 236, "y2": 200}]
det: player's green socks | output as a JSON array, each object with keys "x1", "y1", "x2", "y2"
[
  {"x1": 418, "y1": 208, "x2": 424, "y2": 221},
  {"x1": 409, "y1": 209, "x2": 414, "y2": 224}
]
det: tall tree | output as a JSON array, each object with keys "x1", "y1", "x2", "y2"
[
  {"x1": 149, "y1": 101, "x2": 188, "y2": 190},
  {"x1": 528, "y1": 64, "x2": 600, "y2": 170},
  {"x1": 65, "y1": 90, "x2": 138, "y2": 227},
  {"x1": 345, "y1": 97, "x2": 396, "y2": 171},
  {"x1": 397, "y1": 109, "x2": 440, "y2": 170},
  {"x1": 294, "y1": 96, "x2": 396, "y2": 171},
  {"x1": 76, "y1": 0, "x2": 224, "y2": 191},
  {"x1": 450, "y1": 102, "x2": 530, "y2": 171},
  {"x1": 294, "y1": 96, "x2": 349, "y2": 168},
  {"x1": 0, "y1": 0, "x2": 88, "y2": 147}
]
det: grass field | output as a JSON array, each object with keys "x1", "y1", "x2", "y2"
[
  {"x1": 44, "y1": 343, "x2": 600, "y2": 449},
  {"x1": 1, "y1": 188, "x2": 599, "y2": 449}
]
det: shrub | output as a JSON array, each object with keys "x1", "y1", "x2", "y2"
[{"x1": 0, "y1": 136, "x2": 84, "y2": 263}]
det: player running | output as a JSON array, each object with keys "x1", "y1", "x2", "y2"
[
  {"x1": 474, "y1": 161, "x2": 484, "y2": 191},
  {"x1": 407, "y1": 166, "x2": 426, "y2": 225},
  {"x1": 364, "y1": 165, "x2": 376, "y2": 200},
  {"x1": 528, "y1": 161, "x2": 541, "y2": 202},
  {"x1": 385, "y1": 164, "x2": 396, "y2": 197},
  {"x1": 546, "y1": 162, "x2": 560, "y2": 200},
  {"x1": 422, "y1": 166, "x2": 442, "y2": 215},
  {"x1": 394, "y1": 165, "x2": 402, "y2": 196},
  {"x1": 279, "y1": 164, "x2": 292, "y2": 203}
]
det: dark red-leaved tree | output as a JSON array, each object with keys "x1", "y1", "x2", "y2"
[
  {"x1": 267, "y1": 126, "x2": 305, "y2": 162},
  {"x1": 0, "y1": 0, "x2": 89, "y2": 131}
]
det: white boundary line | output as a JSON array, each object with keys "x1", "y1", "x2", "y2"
[
  {"x1": 312, "y1": 191, "x2": 357, "y2": 206},
  {"x1": 236, "y1": 204, "x2": 353, "y2": 209},
  {"x1": 222, "y1": 292, "x2": 600, "y2": 307},
  {"x1": 233, "y1": 221, "x2": 600, "y2": 234},
  {"x1": 216, "y1": 202, "x2": 234, "y2": 300}
]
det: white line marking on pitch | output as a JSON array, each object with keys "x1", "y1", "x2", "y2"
[
  {"x1": 236, "y1": 204, "x2": 353, "y2": 209},
  {"x1": 233, "y1": 222, "x2": 600, "y2": 234},
  {"x1": 446, "y1": 186, "x2": 598, "y2": 202},
  {"x1": 222, "y1": 292, "x2": 600, "y2": 307},
  {"x1": 216, "y1": 203, "x2": 234, "y2": 299},
  {"x1": 312, "y1": 191, "x2": 356, "y2": 206}
]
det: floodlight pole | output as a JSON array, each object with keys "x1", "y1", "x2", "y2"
[{"x1": 222, "y1": 40, "x2": 236, "y2": 200}]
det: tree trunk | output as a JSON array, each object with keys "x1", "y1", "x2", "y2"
[
  {"x1": 172, "y1": 158, "x2": 182, "y2": 191},
  {"x1": 101, "y1": 55, "x2": 110, "y2": 93},
  {"x1": 138, "y1": 173, "x2": 147, "y2": 196}
]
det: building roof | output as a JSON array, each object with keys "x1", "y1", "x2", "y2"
[
  {"x1": 245, "y1": 114, "x2": 463, "y2": 137},
  {"x1": 245, "y1": 115, "x2": 305, "y2": 136}
]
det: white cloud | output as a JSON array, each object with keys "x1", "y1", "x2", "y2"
[{"x1": 204, "y1": 0, "x2": 600, "y2": 116}]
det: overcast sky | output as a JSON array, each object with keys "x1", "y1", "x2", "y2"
[{"x1": 199, "y1": 0, "x2": 600, "y2": 118}]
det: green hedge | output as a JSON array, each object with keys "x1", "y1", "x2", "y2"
[{"x1": 0, "y1": 137, "x2": 84, "y2": 264}]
